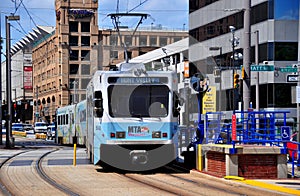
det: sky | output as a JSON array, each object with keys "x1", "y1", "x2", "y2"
[{"x1": 0, "y1": 0, "x2": 188, "y2": 56}]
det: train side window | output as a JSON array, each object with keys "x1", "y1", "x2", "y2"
[
  {"x1": 94, "y1": 90, "x2": 103, "y2": 117},
  {"x1": 66, "y1": 114, "x2": 69, "y2": 124}
]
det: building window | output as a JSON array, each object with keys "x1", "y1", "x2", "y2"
[
  {"x1": 273, "y1": 0, "x2": 299, "y2": 20},
  {"x1": 159, "y1": 37, "x2": 168, "y2": 46},
  {"x1": 81, "y1": 22, "x2": 90, "y2": 32},
  {"x1": 189, "y1": 2, "x2": 268, "y2": 42},
  {"x1": 69, "y1": 64, "x2": 79, "y2": 75},
  {"x1": 206, "y1": 26, "x2": 215, "y2": 35},
  {"x1": 70, "y1": 50, "x2": 79, "y2": 61},
  {"x1": 189, "y1": 0, "x2": 219, "y2": 12},
  {"x1": 81, "y1": 78, "x2": 90, "y2": 89},
  {"x1": 81, "y1": 64, "x2": 90, "y2": 75},
  {"x1": 69, "y1": 21, "x2": 78, "y2": 32},
  {"x1": 81, "y1": 50, "x2": 90, "y2": 61},
  {"x1": 150, "y1": 36, "x2": 157, "y2": 46},
  {"x1": 124, "y1": 35, "x2": 132, "y2": 46},
  {"x1": 139, "y1": 35, "x2": 147, "y2": 46},
  {"x1": 69, "y1": 79, "x2": 78, "y2": 89},
  {"x1": 81, "y1": 36, "x2": 90, "y2": 46},
  {"x1": 173, "y1": 37, "x2": 182, "y2": 42},
  {"x1": 69, "y1": 36, "x2": 78, "y2": 46},
  {"x1": 274, "y1": 42, "x2": 298, "y2": 61},
  {"x1": 110, "y1": 50, "x2": 118, "y2": 59},
  {"x1": 110, "y1": 35, "x2": 118, "y2": 46}
]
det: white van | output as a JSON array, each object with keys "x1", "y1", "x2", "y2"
[{"x1": 34, "y1": 122, "x2": 48, "y2": 134}]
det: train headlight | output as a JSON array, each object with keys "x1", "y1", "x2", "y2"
[
  {"x1": 116, "y1": 131, "x2": 126, "y2": 138},
  {"x1": 152, "y1": 131, "x2": 161, "y2": 138},
  {"x1": 162, "y1": 133, "x2": 168, "y2": 138}
]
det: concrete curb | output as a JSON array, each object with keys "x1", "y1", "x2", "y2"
[{"x1": 190, "y1": 170, "x2": 300, "y2": 196}]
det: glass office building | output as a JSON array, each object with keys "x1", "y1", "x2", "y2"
[{"x1": 188, "y1": 0, "x2": 300, "y2": 121}]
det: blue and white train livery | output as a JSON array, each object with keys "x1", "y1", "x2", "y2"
[
  {"x1": 86, "y1": 63, "x2": 180, "y2": 171},
  {"x1": 56, "y1": 101, "x2": 87, "y2": 146},
  {"x1": 56, "y1": 63, "x2": 180, "y2": 171}
]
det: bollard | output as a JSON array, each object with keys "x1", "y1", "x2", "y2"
[
  {"x1": 73, "y1": 143, "x2": 77, "y2": 166},
  {"x1": 196, "y1": 144, "x2": 203, "y2": 171}
]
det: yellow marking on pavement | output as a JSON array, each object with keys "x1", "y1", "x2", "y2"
[
  {"x1": 243, "y1": 180, "x2": 300, "y2": 196},
  {"x1": 224, "y1": 176, "x2": 245, "y2": 181}
]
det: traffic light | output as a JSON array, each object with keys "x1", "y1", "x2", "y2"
[
  {"x1": 241, "y1": 66, "x2": 245, "y2": 79},
  {"x1": 233, "y1": 73, "x2": 240, "y2": 88}
]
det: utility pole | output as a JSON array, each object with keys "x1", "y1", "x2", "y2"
[
  {"x1": 5, "y1": 15, "x2": 20, "y2": 148},
  {"x1": 35, "y1": 85, "x2": 39, "y2": 123},
  {"x1": 209, "y1": 46, "x2": 222, "y2": 112},
  {"x1": 243, "y1": 0, "x2": 251, "y2": 111},
  {"x1": 0, "y1": 13, "x2": 2, "y2": 145},
  {"x1": 229, "y1": 26, "x2": 239, "y2": 111},
  {"x1": 255, "y1": 30, "x2": 259, "y2": 111}
]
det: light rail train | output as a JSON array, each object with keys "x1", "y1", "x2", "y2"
[{"x1": 56, "y1": 63, "x2": 181, "y2": 171}]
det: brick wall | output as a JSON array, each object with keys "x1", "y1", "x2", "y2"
[
  {"x1": 238, "y1": 154, "x2": 277, "y2": 179},
  {"x1": 206, "y1": 152, "x2": 226, "y2": 177}
]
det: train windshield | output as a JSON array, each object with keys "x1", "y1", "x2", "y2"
[{"x1": 108, "y1": 85, "x2": 170, "y2": 118}]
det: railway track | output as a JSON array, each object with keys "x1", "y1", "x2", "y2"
[
  {"x1": 0, "y1": 145, "x2": 289, "y2": 196},
  {"x1": 0, "y1": 147, "x2": 79, "y2": 196}
]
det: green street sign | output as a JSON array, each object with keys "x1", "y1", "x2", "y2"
[
  {"x1": 250, "y1": 65, "x2": 274, "y2": 71},
  {"x1": 279, "y1": 67, "x2": 297, "y2": 72}
]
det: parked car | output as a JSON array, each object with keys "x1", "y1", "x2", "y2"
[
  {"x1": 23, "y1": 124, "x2": 34, "y2": 134},
  {"x1": 47, "y1": 122, "x2": 56, "y2": 140},
  {"x1": 12, "y1": 123, "x2": 24, "y2": 132},
  {"x1": 34, "y1": 122, "x2": 48, "y2": 134}
]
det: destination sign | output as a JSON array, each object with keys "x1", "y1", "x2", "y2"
[{"x1": 108, "y1": 77, "x2": 168, "y2": 84}]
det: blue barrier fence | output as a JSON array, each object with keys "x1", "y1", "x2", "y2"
[{"x1": 204, "y1": 110, "x2": 300, "y2": 175}]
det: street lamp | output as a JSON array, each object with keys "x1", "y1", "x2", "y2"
[
  {"x1": 229, "y1": 26, "x2": 240, "y2": 111},
  {"x1": 5, "y1": 14, "x2": 20, "y2": 148},
  {"x1": 209, "y1": 46, "x2": 222, "y2": 112},
  {"x1": 72, "y1": 80, "x2": 78, "y2": 104}
]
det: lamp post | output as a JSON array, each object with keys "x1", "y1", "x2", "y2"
[
  {"x1": 243, "y1": 0, "x2": 251, "y2": 111},
  {"x1": 209, "y1": 46, "x2": 222, "y2": 112},
  {"x1": 72, "y1": 80, "x2": 78, "y2": 104},
  {"x1": 35, "y1": 85, "x2": 39, "y2": 124},
  {"x1": 254, "y1": 30, "x2": 259, "y2": 111},
  {"x1": 5, "y1": 15, "x2": 20, "y2": 148},
  {"x1": 229, "y1": 26, "x2": 239, "y2": 111}
]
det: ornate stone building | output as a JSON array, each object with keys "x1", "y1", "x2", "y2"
[
  {"x1": 32, "y1": 0, "x2": 98, "y2": 123},
  {"x1": 32, "y1": 0, "x2": 187, "y2": 123}
]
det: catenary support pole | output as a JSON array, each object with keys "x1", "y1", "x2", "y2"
[
  {"x1": 243, "y1": 0, "x2": 251, "y2": 111},
  {"x1": 255, "y1": 30, "x2": 259, "y2": 111}
]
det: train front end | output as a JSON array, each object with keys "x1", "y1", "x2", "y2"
[{"x1": 91, "y1": 66, "x2": 180, "y2": 171}]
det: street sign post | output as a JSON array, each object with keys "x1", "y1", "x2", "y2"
[
  {"x1": 280, "y1": 67, "x2": 298, "y2": 73},
  {"x1": 281, "y1": 126, "x2": 290, "y2": 141},
  {"x1": 250, "y1": 65, "x2": 274, "y2": 71},
  {"x1": 287, "y1": 75, "x2": 298, "y2": 82}
]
